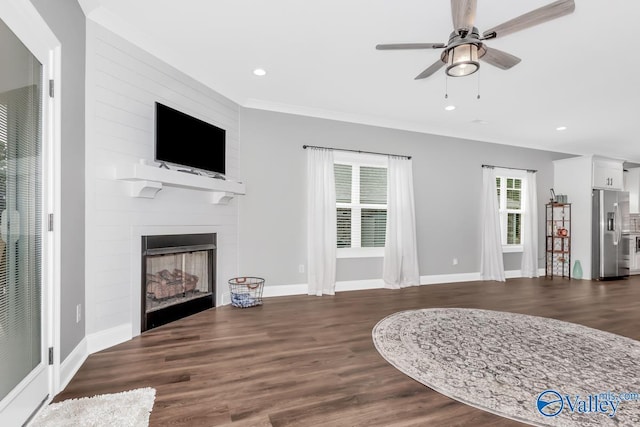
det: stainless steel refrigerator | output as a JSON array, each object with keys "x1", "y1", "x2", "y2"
[{"x1": 592, "y1": 189, "x2": 630, "y2": 280}]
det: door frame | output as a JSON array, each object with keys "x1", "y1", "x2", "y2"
[{"x1": 0, "y1": 0, "x2": 61, "y2": 422}]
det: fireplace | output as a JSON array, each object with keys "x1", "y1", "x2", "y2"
[{"x1": 141, "y1": 233, "x2": 216, "y2": 331}]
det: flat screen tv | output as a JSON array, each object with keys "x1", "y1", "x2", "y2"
[{"x1": 155, "y1": 102, "x2": 226, "y2": 175}]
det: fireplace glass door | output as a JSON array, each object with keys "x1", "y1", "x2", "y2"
[
  {"x1": 145, "y1": 250, "x2": 211, "y2": 313},
  {"x1": 141, "y1": 233, "x2": 216, "y2": 331}
]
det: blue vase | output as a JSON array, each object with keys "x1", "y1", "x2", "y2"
[{"x1": 573, "y1": 260, "x2": 583, "y2": 280}]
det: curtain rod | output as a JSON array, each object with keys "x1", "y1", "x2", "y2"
[
  {"x1": 482, "y1": 164, "x2": 537, "y2": 173},
  {"x1": 303, "y1": 145, "x2": 411, "y2": 160}
]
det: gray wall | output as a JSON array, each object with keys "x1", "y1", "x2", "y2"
[
  {"x1": 30, "y1": 0, "x2": 86, "y2": 361},
  {"x1": 239, "y1": 108, "x2": 573, "y2": 287}
]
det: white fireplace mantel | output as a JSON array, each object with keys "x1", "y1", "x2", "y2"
[{"x1": 115, "y1": 162, "x2": 246, "y2": 204}]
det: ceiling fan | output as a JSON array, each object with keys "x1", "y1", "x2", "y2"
[{"x1": 376, "y1": 0, "x2": 575, "y2": 79}]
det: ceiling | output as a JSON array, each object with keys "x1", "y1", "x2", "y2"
[{"x1": 78, "y1": 0, "x2": 640, "y2": 162}]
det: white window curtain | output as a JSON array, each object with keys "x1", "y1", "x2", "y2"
[
  {"x1": 521, "y1": 171, "x2": 539, "y2": 277},
  {"x1": 480, "y1": 167, "x2": 506, "y2": 281},
  {"x1": 307, "y1": 148, "x2": 337, "y2": 296},
  {"x1": 383, "y1": 156, "x2": 420, "y2": 289}
]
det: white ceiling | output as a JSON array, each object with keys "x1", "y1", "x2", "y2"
[{"x1": 78, "y1": 0, "x2": 640, "y2": 162}]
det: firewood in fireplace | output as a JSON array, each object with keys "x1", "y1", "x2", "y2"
[
  {"x1": 146, "y1": 267, "x2": 205, "y2": 300},
  {"x1": 158, "y1": 269, "x2": 181, "y2": 285},
  {"x1": 172, "y1": 269, "x2": 199, "y2": 292}
]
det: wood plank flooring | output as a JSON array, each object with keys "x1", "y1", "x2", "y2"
[{"x1": 54, "y1": 276, "x2": 640, "y2": 426}]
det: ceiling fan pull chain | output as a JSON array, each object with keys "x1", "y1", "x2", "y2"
[
  {"x1": 477, "y1": 71, "x2": 481, "y2": 100},
  {"x1": 445, "y1": 76, "x2": 449, "y2": 99}
]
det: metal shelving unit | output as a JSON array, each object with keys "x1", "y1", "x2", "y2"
[{"x1": 545, "y1": 203, "x2": 571, "y2": 278}]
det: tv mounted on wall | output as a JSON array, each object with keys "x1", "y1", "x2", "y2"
[{"x1": 155, "y1": 102, "x2": 226, "y2": 176}]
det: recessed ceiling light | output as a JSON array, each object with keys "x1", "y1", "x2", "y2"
[
  {"x1": 556, "y1": 126, "x2": 567, "y2": 131},
  {"x1": 444, "y1": 105, "x2": 456, "y2": 111},
  {"x1": 253, "y1": 68, "x2": 267, "y2": 76}
]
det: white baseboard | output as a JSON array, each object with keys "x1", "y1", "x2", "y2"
[
  {"x1": 59, "y1": 338, "x2": 88, "y2": 393},
  {"x1": 56, "y1": 324, "x2": 131, "y2": 394},
  {"x1": 421, "y1": 269, "x2": 545, "y2": 283},
  {"x1": 262, "y1": 283, "x2": 307, "y2": 297},
  {"x1": 505, "y1": 270, "x2": 523, "y2": 279},
  {"x1": 261, "y1": 279, "x2": 384, "y2": 298},
  {"x1": 420, "y1": 272, "x2": 481, "y2": 284},
  {"x1": 219, "y1": 292, "x2": 230, "y2": 306},
  {"x1": 336, "y1": 279, "x2": 385, "y2": 291},
  {"x1": 86, "y1": 323, "x2": 132, "y2": 355},
  {"x1": 259, "y1": 269, "x2": 544, "y2": 300}
]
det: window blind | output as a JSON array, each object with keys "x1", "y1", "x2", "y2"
[
  {"x1": 334, "y1": 164, "x2": 352, "y2": 203},
  {"x1": 361, "y1": 209, "x2": 386, "y2": 247},
  {"x1": 496, "y1": 176, "x2": 523, "y2": 246},
  {"x1": 334, "y1": 162, "x2": 387, "y2": 250},
  {"x1": 360, "y1": 167, "x2": 387, "y2": 247},
  {"x1": 506, "y1": 178, "x2": 522, "y2": 209},
  {"x1": 360, "y1": 166, "x2": 387, "y2": 204},
  {"x1": 0, "y1": 68, "x2": 43, "y2": 398},
  {"x1": 337, "y1": 208, "x2": 351, "y2": 248}
]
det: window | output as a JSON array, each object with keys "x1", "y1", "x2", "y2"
[
  {"x1": 334, "y1": 153, "x2": 388, "y2": 257},
  {"x1": 495, "y1": 172, "x2": 524, "y2": 251}
]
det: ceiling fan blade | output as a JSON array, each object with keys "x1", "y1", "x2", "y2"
[
  {"x1": 376, "y1": 43, "x2": 446, "y2": 50},
  {"x1": 480, "y1": 47, "x2": 521, "y2": 70},
  {"x1": 415, "y1": 60, "x2": 445, "y2": 80},
  {"x1": 451, "y1": 0, "x2": 477, "y2": 33},
  {"x1": 482, "y1": 0, "x2": 575, "y2": 39}
]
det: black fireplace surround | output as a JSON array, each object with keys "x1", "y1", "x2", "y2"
[{"x1": 141, "y1": 233, "x2": 216, "y2": 331}]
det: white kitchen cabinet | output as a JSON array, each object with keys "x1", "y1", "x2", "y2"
[
  {"x1": 592, "y1": 157, "x2": 624, "y2": 190},
  {"x1": 629, "y1": 237, "x2": 638, "y2": 273},
  {"x1": 625, "y1": 168, "x2": 640, "y2": 213}
]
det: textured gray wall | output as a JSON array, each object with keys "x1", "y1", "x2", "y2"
[
  {"x1": 29, "y1": 0, "x2": 86, "y2": 361},
  {"x1": 239, "y1": 108, "x2": 572, "y2": 287}
]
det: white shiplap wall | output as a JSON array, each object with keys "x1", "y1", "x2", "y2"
[{"x1": 85, "y1": 22, "x2": 240, "y2": 344}]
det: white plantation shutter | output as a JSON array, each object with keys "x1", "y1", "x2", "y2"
[
  {"x1": 336, "y1": 208, "x2": 351, "y2": 248},
  {"x1": 496, "y1": 174, "x2": 524, "y2": 246},
  {"x1": 334, "y1": 164, "x2": 352, "y2": 248},
  {"x1": 361, "y1": 209, "x2": 386, "y2": 247},
  {"x1": 360, "y1": 167, "x2": 386, "y2": 204},
  {"x1": 334, "y1": 161, "x2": 387, "y2": 250},
  {"x1": 334, "y1": 164, "x2": 352, "y2": 203},
  {"x1": 360, "y1": 166, "x2": 386, "y2": 247}
]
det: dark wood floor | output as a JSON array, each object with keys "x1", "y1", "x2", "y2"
[{"x1": 55, "y1": 276, "x2": 640, "y2": 426}]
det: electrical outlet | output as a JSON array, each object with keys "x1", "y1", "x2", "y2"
[
  {"x1": 452, "y1": 258, "x2": 458, "y2": 266},
  {"x1": 76, "y1": 304, "x2": 82, "y2": 323},
  {"x1": 298, "y1": 264, "x2": 305, "y2": 273}
]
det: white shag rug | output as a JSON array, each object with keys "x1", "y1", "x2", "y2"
[{"x1": 30, "y1": 387, "x2": 156, "y2": 427}]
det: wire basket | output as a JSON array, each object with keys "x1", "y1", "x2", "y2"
[{"x1": 228, "y1": 277, "x2": 264, "y2": 308}]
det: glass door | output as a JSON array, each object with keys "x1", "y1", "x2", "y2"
[{"x1": 0, "y1": 13, "x2": 49, "y2": 425}]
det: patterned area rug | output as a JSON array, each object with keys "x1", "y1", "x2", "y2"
[
  {"x1": 30, "y1": 387, "x2": 156, "y2": 427},
  {"x1": 372, "y1": 308, "x2": 640, "y2": 426}
]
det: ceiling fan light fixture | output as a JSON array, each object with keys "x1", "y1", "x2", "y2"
[{"x1": 446, "y1": 43, "x2": 479, "y2": 77}]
